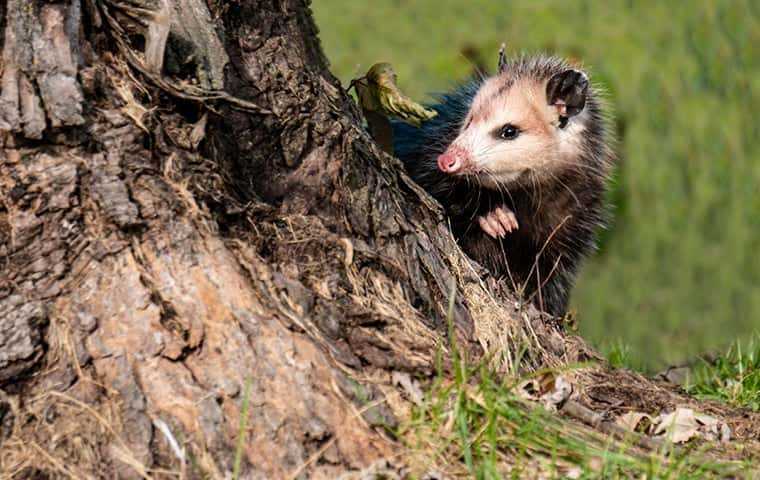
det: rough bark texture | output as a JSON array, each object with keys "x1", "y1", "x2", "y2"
[
  {"x1": 0, "y1": 1, "x2": 523, "y2": 477},
  {"x1": 0, "y1": 1, "x2": 758, "y2": 479}
]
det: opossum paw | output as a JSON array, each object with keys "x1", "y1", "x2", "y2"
[{"x1": 478, "y1": 206, "x2": 519, "y2": 239}]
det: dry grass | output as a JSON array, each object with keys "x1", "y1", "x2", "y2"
[
  {"x1": 1, "y1": 390, "x2": 134, "y2": 479},
  {"x1": 400, "y1": 363, "x2": 756, "y2": 479}
]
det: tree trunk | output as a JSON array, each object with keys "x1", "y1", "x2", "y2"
[{"x1": 0, "y1": 1, "x2": 756, "y2": 478}]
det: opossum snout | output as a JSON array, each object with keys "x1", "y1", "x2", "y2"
[{"x1": 437, "y1": 145, "x2": 470, "y2": 174}]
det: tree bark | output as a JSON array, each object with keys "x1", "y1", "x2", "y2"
[
  {"x1": 1, "y1": 1, "x2": 756, "y2": 478},
  {"x1": 0, "y1": 1, "x2": 546, "y2": 477}
]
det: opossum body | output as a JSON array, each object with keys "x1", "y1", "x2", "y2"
[{"x1": 393, "y1": 55, "x2": 614, "y2": 316}]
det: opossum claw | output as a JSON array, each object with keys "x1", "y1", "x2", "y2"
[
  {"x1": 479, "y1": 206, "x2": 519, "y2": 239},
  {"x1": 495, "y1": 206, "x2": 519, "y2": 232},
  {"x1": 478, "y1": 215, "x2": 499, "y2": 238}
]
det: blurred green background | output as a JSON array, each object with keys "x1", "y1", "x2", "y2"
[{"x1": 313, "y1": 0, "x2": 760, "y2": 370}]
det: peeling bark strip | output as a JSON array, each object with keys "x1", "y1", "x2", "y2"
[
  {"x1": 166, "y1": 0, "x2": 229, "y2": 89},
  {"x1": 0, "y1": 0, "x2": 84, "y2": 137},
  {"x1": 103, "y1": 0, "x2": 229, "y2": 89}
]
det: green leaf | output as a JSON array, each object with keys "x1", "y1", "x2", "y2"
[{"x1": 354, "y1": 63, "x2": 437, "y2": 127}]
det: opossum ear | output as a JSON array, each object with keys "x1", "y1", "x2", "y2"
[{"x1": 546, "y1": 69, "x2": 588, "y2": 120}]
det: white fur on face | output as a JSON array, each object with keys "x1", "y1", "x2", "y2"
[{"x1": 451, "y1": 76, "x2": 586, "y2": 187}]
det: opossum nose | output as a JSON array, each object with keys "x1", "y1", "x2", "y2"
[
  {"x1": 437, "y1": 146, "x2": 468, "y2": 174},
  {"x1": 437, "y1": 153, "x2": 457, "y2": 173}
]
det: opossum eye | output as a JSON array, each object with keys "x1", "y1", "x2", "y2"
[{"x1": 497, "y1": 124, "x2": 520, "y2": 140}]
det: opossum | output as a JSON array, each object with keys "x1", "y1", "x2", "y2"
[{"x1": 393, "y1": 53, "x2": 615, "y2": 316}]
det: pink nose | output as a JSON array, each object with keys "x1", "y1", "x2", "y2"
[{"x1": 437, "y1": 145, "x2": 468, "y2": 174}]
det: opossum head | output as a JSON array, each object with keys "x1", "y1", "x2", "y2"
[{"x1": 437, "y1": 59, "x2": 591, "y2": 188}]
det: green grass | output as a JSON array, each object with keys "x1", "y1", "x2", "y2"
[
  {"x1": 313, "y1": 0, "x2": 760, "y2": 369},
  {"x1": 402, "y1": 358, "x2": 751, "y2": 479},
  {"x1": 605, "y1": 340, "x2": 638, "y2": 370},
  {"x1": 232, "y1": 377, "x2": 252, "y2": 480},
  {"x1": 395, "y1": 291, "x2": 753, "y2": 478},
  {"x1": 686, "y1": 337, "x2": 760, "y2": 411}
]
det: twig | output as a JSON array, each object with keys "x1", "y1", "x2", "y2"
[
  {"x1": 286, "y1": 437, "x2": 338, "y2": 480},
  {"x1": 559, "y1": 399, "x2": 666, "y2": 452}
]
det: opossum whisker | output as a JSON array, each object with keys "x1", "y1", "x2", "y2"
[
  {"x1": 546, "y1": 169, "x2": 582, "y2": 210},
  {"x1": 556, "y1": 158, "x2": 609, "y2": 178},
  {"x1": 524, "y1": 214, "x2": 571, "y2": 288},
  {"x1": 528, "y1": 169, "x2": 543, "y2": 222},
  {"x1": 460, "y1": 190, "x2": 483, "y2": 239},
  {"x1": 485, "y1": 170, "x2": 515, "y2": 211}
]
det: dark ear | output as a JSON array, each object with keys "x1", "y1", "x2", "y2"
[{"x1": 546, "y1": 69, "x2": 588, "y2": 120}]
